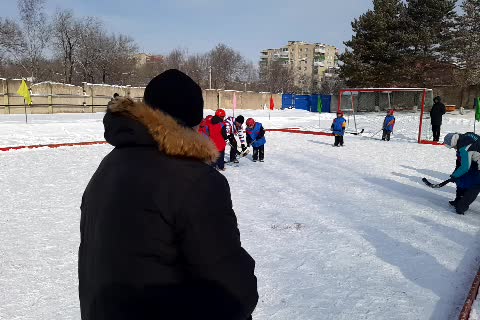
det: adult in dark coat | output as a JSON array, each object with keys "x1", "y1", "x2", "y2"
[
  {"x1": 430, "y1": 96, "x2": 446, "y2": 142},
  {"x1": 79, "y1": 69, "x2": 258, "y2": 320}
]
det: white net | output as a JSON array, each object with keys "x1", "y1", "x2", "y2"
[{"x1": 338, "y1": 89, "x2": 434, "y2": 142}]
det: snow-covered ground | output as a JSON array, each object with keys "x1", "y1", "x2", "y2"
[{"x1": 1, "y1": 109, "x2": 480, "y2": 319}]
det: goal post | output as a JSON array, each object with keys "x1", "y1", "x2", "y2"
[{"x1": 337, "y1": 88, "x2": 434, "y2": 143}]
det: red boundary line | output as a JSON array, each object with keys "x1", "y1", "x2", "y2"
[
  {"x1": 0, "y1": 131, "x2": 445, "y2": 152},
  {"x1": 459, "y1": 267, "x2": 480, "y2": 320},
  {"x1": 266, "y1": 128, "x2": 333, "y2": 136},
  {"x1": 419, "y1": 140, "x2": 443, "y2": 146},
  {"x1": 0, "y1": 141, "x2": 107, "y2": 152}
]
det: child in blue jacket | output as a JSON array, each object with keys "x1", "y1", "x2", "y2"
[
  {"x1": 245, "y1": 117, "x2": 266, "y2": 162},
  {"x1": 382, "y1": 109, "x2": 395, "y2": 141},
  {"x1": 331, "y1": 111, "x2": 346, "y2": 146}
]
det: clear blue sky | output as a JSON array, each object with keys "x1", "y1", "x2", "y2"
[{"x1": 2, "y1": 0, "x2": 373, "y2": 63}]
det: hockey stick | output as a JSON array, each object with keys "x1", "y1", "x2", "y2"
[
  {"x1": 228, "y1": 142, "x2": 249, "y2": 157},
  {"x1": 345, "y1": 129, "x2": 364, "y2": 136},
  {"x1": 370, "y1": 129, "x2": 383, "y2": 138},
  {"x1": 421, "y1": 177, "x2": 453, "y2": 188}
]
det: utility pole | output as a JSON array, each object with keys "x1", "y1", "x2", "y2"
[{"x1": 209, "y1": 66, "x2": 212, "y2": 89}]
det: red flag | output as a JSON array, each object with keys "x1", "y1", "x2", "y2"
[{"x1": 269, "y1": 95, "x2": 274, "y2": 110}]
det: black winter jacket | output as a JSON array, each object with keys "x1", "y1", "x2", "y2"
[
  {"x1": 430, "y1": 99, "x2": 446, "y2": 126},
  {"x1": 79, "y1": 98, "x2": 258, "y2": 320}
]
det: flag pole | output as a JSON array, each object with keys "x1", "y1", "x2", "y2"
[{"x1": 24, "y1": 99, "x2": 27, "y2": 124}]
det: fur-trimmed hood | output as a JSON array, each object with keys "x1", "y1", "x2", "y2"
[{"x1": 106, "y1": 97, "x2": 219, "y2": 163}]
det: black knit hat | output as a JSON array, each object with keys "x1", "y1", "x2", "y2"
[
  {"x1": 143, "y1": 69, "x2": 204, "y2": 127},
  {"x1": 235, "y1": 115, "x2": 244, "y2": 124}
]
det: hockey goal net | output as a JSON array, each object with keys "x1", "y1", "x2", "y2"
[{"x1": 337, "y1": 88, "x2": 434, "y2": 143}]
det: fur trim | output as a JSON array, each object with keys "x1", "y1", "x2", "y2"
[{"x1": 108, "y1": 97, "x2": 219, "y2": 163}]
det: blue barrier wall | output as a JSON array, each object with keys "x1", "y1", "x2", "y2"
[
  {"x1": 282, "y1": 94, "x2": 295, "y2": 109},
  {"x1": 295, "y1": 95, "x2": 311, "y2": 110},
  {"x1": 282, "y1": 93, "x2": 332, "y2": 112},
  {"x1": 309, "y1": 95, "x2": 331, "y2": 113}
]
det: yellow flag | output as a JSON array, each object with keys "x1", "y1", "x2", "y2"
[{"x1": 17, "y1": 79, "x2": 32, "y2": 105}]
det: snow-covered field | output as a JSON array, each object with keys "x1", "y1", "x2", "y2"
[{"x1": 1, "y1": 109, "x2": 480, "y2": 319}]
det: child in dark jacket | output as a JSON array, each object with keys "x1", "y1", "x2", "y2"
[
  {"x1": 331, "y1": 111, "x2": 346, "y2": 146},
  {"x1": 245, "y1": 118, "x2": 266, "y2": 162},
  {"x1": 382, "y1": 109, "x2": 395, "y2": 141},
  {"x1": 208, "y1": 115, "x2": 228, "y2": 170},
  {"x1": 198, "y1": 115, "x2": 212, "y2": 138}
]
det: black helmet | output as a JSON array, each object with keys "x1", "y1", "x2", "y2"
[{"x1": 434, "y1": 96, "x2": 441, "y2": 103}]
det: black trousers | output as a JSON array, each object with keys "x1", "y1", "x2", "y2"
[
  {"x1": 228, "y1": 135, "x2": 237, "y2": 162},
  {"x1": 213, "y1": 151, "x2": 225, "y2": 170},
  {"x1": 334, "y1": 136, "x2": 344, "y2": 146},
  {"x1": 253, "y1": 145, "x2": 264, "y2": 161},
  {"x1": 382, "y1": 130, "x2": 391, "y2": 141},
  {"x1": 432, "y1": 125, "x2": 441, "y2": 142},
  {"x1": 456, "y1": 186, "x2": 480, "y2": 214}
]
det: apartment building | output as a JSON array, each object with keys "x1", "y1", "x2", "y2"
[
  {"x1": 134, "y1": 53, "x2": 164, "y2": 68},
  {"x1": 260, "y1": 41, "x2": 339, "y2": 88}
]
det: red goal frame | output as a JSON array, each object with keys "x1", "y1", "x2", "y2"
[{"x1": 338, "y1": 88, "x2": 429, "y2": 144}]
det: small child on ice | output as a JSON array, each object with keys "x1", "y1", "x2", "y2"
[
  {"x1": 208, "y1": 110, "x2": 228, "y2": 171},
  {"x1": 382, "y1": 109, "x2": 395, "y2": 141},
  {"x1": 198, "y1": 115, "x2": 212, "y2": 138},
  {"x1": 331, "y1": 111, "x2": 346, "y2": 146},
  {"x1": 245, "y1": 117, "x2": 266, "y2": 162}
]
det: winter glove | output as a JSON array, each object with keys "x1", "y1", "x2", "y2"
[{"x1": 241, "y1": 144, "x2": 247, "y2": 151}]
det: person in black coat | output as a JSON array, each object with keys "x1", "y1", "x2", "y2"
[
  {"x1": 79, "y1": 69, "x2": 258, "y2": 320},
  {"x1": 430, "y1": 96, "x2": 446, "y2": 142}
]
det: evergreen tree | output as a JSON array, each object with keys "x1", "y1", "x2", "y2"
[
  {"x1": 404, "y1": 0, "x2": 457, "y2": 58},
  {"x1": 402, "y1": 0, "x2": 457, "y2": 86},
  {"x1": 340, "y1": 0, "x2": 408, "y2": 87},
  {"x1": 455, "y1": 0, "x2": 480, "y2": 85}
]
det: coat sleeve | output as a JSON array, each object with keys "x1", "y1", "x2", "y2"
[
  {"x1": 237, "y1": 127, "x2": 246, "y2": 145},
  {"x1": 452, "y1": 147, "x2": 472, "y2": 179},
  {"x1": 257, "y1": 126, "x2": 265, "y2": 139},
  {"x1": 221, "y1": 125, "x2": 228, "y2": 140},
  {"x1": 178, "y1": 171, "x2": 258, "y2": 318}
]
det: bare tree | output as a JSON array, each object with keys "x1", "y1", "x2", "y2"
[
  {"x1": 164, "y1": 48, "x2": 187, "y2": 70},
  {"x1": 260, "y1": 60, "x2": 296, "y2": 93},
  {"x1": 75, "y1": 17, "x2": 103, "y2": 83},
  {"x1": 207, "y1": 43, "x2": 245, "y2": 89},
  {"x1": 182, "y1": 53, "x2": 208, "y2": 86},
  {"x1": 134, "y1": 56, "x2": 166, "y2": 86},
  {"x1": 319, "y1": 79, "x2": 345, "y2": 95},
  {"x1": 0, "y1": 18, "x2": 23, "y2": 56},
  {"x1": 17, "y1": 0, "x2": 50, "y2": 80},
  {"x1": 94, "y1": 34, "x2": 138, "y2": 84},
  {"x1": 52, "y1": 10, "x2": 81, "y2": 83}
]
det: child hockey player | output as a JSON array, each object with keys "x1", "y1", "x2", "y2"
[
  {"x1": 331, "y1": 111, "x2": 346, "y2": 146},
  {"x1": 224, "y1": 115, "x2": 247, "y2": 163},
  {"x1": 382, "y1": 109, "x2": 395, "y2": 141},
  {"x1": 245, "y1": 118, "x2": 266, "y2": 162},
  {"x1": 198, "y1": 115, "x2": 212, "y2": 138},
  {"x1": 444, "y1": 132, "x2": 480, "y2": 215},
  {"x1": 208, "y1": 110, "x2": 228, "y2": 170},
  {"x1": 444, "y1": 132, "x2": 480, "y2": 211}
]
